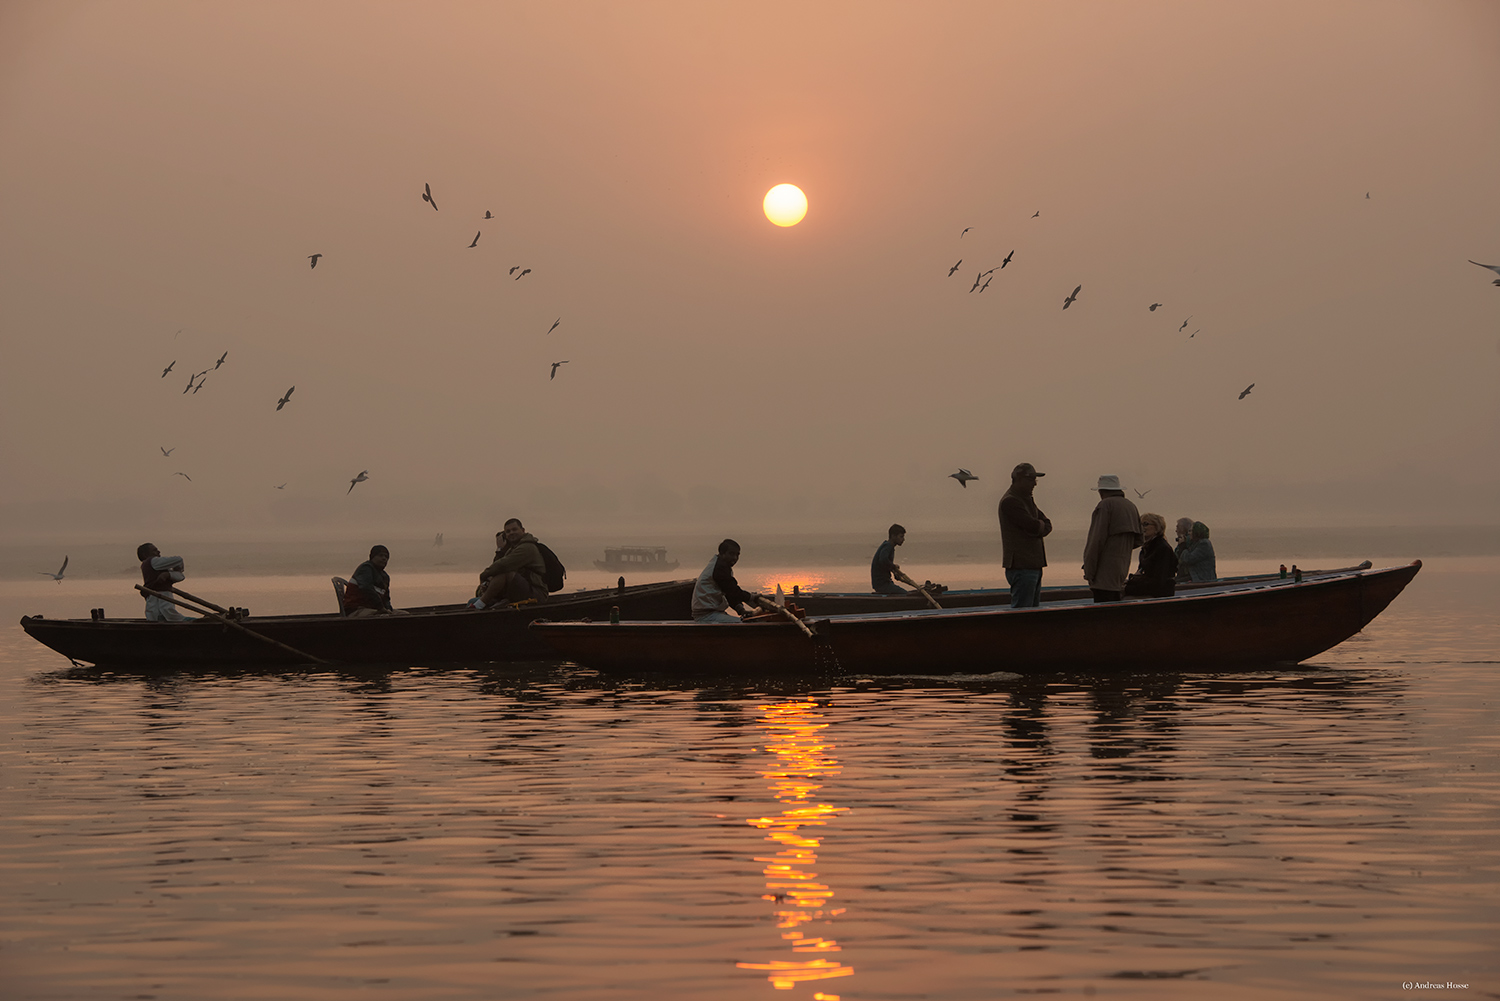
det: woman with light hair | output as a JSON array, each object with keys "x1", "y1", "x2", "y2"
[{"x1": 1127, "y1": 512, "x2": 1179, "y2": 597}]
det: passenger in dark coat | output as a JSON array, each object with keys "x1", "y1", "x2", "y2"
[
  {"x1": 1178, "y1": 521, "x2": 1218, "y2": 582},
  {"x1": 998, "y1": 462, "x2": 1052, "y2": 608},
  {"x1": 344, "y1": 544, "x2": 408, "y2": 617},
  {"x1": 1127, "y1": 512, "x2": 1178, "y2": 597}
]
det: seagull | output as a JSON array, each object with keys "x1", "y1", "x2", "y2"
[
  {"x1": 949, "y1": 468, "x2": 979, "y2": 488},
  {"x1": 192, "y1": 376, "x2": 206, "y2": 394},
  {"x1": 469, "y1": 231, "x2": 481, "y2": 248},
  {"x1": 1062, "y1": 285, "x2": 1081, "y2": 309},
  {"x1": 422, "y1": 182, "x2": 438, "y2": 211},
  {"x1": 960, "y1": 227, "x2": 971, "y2": 238},
  {"x1": 550, "y1": 360, "x2": 569, "y2": 380},
  {"x1": 979, "y1": 274, "x2": 994, "y2": 292},
  {"x1": 1190, "y1": 329, "x2": 1200, "y2": 338},
  {"x1": 160, "y1": 446, "x2": 175, "y2": 457},
  {"x1": 546, "y1": 318, "x2": 560, "y2": 335},
  {"x1": 515, "y1": 268, "x2": 531, "y2": 280},
  {"x1": 1365, "y1": 192, "x2": 1370, "y2": 199},
  {"x1": 182, "y1": 373, "x2": 197, "y2": 394},
  {"x1": 38, "y1": 556, "x2": 68, "y2": 582},
  {"x1": 1468, "y1": 260, "x2": 1500, "y2": 286},
  {"x1": 348, "y1": 470, "x2": 369, "y2": 494},
  {"x1": 174, "y1": 471, "x2": 192, "y2": 482},
  {"x1": 275, "y1": 483, "x2": 286, "y2": 490},
  {"x1": 970, "y1": 272, "x2": 983, "y2": 292},
  {"x1": 214, "y1": 350, "x2": 228, "y2": 370},
  {"x1": 483, "y1": 210, "x2": 493, "y2": 219},
  {"x1": 1031, "y1": 210, "x2": 1039, "y2": 218},
  {"x1": 308, "y1": 254, "x2": 322, "y2": 268},
  {"x1": 1179, "y1": 316, "x2": 1192, "y2": 332},
  {"x1": 1133, "y1": 488, "x2": 1152, "y2": 499},
  {"x1": 509, "y1": 266, "x2": 520, "y2": 275},
  {"x1": 1149, "y1": 303, "x2": 1162, "y2": 311},
  {"x1": 1000, "y1": 250, "x2": 1013, "y2": 269},
  {"x1": 161, "y1": 360, "x2": 176, "y2": 378},
  {"x1": 1239, "y1": 383, "x2": 1254, "y2": 400},
  {"x1": 948, "y1": 259, "x2": 963, "y2": 276},
  {"x1": 276, "y1": 386, "x2": 294, "y2": 410}
]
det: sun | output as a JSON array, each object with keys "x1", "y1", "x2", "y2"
[{"x1": 763, "y1": 184, "x2": 808, "y2": 227}]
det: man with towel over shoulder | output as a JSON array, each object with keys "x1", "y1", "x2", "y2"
[{"x1": 1082, "y1": 474, "x2": 1143, "y2": 603}]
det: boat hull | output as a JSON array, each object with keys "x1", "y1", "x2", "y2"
[
  {"x1": 529, "y1": 563, "x2": 1420, "y2": 674},
  {"x1": 21, "y1": 580, "x2": 694, "y2": 668}
]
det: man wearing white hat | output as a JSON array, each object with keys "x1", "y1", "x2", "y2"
[{"x1": 1082, "y1": 474, "x2": 1143, "y2": 602}]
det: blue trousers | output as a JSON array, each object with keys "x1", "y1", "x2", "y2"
[{"x1": 1006, "y1": 567, "x2": 1042, "y2": 608}]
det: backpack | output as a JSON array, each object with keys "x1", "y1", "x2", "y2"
[{"x1": 532, "y1": 541, "x2": 567, "y2": 593}]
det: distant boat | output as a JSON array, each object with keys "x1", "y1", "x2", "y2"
[{"x1": 594, "y1": 546, "x2": 679, "y2": 573}]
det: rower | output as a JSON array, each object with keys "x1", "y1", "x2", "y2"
[{"x1": 871, "y1": 523, "x2": 908, "y2": 595}]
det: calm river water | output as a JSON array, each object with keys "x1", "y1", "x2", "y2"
[{"x1": 1, "y1": 544, "x2": 1496, "y2": 999}]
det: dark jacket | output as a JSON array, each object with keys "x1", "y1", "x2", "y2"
[
  {"x1": 999, "y1": 487, "x2": 1052, "y2": 569},
  {"x1": 346, "y1": 560, "x2": 393, "y2": 612},
  {"x1": 480, "y1": 534, "x2": 546, "y2": 590},
  {"x1": 1128, "y1": 535, "x2": 1179, "y2": 597}
]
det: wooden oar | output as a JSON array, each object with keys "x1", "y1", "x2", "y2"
[
  {"x1": 165, "y1": 585, "x2": 234, "y2": 616},
  {"x1": 755, "y1": 596, "x2": 817, "y2": 640},
  {"x1": 895, "y1": 571, "x2": 942, "y2": 609},
  {"x1": 135, "y1": 585, "x2": 330, "y2": 665}
]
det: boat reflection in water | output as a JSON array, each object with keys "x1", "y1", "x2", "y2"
[{"x1": 736, "y1": 699, "x2": 854, "y2": 995}]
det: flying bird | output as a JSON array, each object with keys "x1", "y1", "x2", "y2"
[
  {"x1": 37, "y1": 556, "x2": 68, "y2": 582},
  {"x1": 970, "y1": 272, "x2": 983, "y2": 292},
  {"x1": 422, "y1": 182, "x2": 438, "y2": 211},
  {"x1": 1001, "y1": 250, "x2": 1013, "y2": 269},
  {"x1": 348, "y1": 470, "x2": 369, "y2": 494},
  {"x1": 550, "y1": 360, "x2": 569, "y2": 380},
  {"x1": 948, "y1": 259, "x2": 963, "y2": 276},
  {"x1": 960, "y1": 227, "x2": 971, "y2": 238},
  {"x1": 192, "y1": 377, "x2": 206, "y2": 394},
  {"x1": 275, "y1": 483, "x2": 286, "y2": 490},
  {"x1": 515, "y1": 268, "x2": 531, "y2": 280},
  {"x1": 1134, "y1": 488, "x2": 1152, "y2": 499},
  {"x1": 160, "y1": 446, "x2": 175, "y2": 457},
  {"x1": 509, "y1": 266, "x2": 520, "y2": 275},
  {"x1": 483, "y1": 210, "x2": 493, "y2": 219},
  {"x1": 979, "y1": 275, "x2": 994, "y2": 292},
  {"x1": 161, "y1": 361, "x2": 176, "y2": 378},
  {"x1": 174, "y1": 471, "x2": 192, "y2": 482},
  {"x1": 949, "y1": 468, "x2": 979, "y2": 488},
  {"x1": 1365, "y1": 192, "x2": 1370, "y2": 199},
  {"x1": 1179, "y1": 316, "x2": 1193, "y2": 332},
  {"x1": 469, "y1": 231, "x2": 481, "y2": 248},
  {"x1": 308, "y1": 254, "x2": 322, "y2": 268},
  {"x1": 1238, "y1": 383, "x2": 1254, "y2": 400},
  {"x1": 1149, "y1": 303, "x2": 1162, "y2": 311},
  {"x1": 1062, "y1": 285, "x2": 1081, "y2": 309},
  {"x1": 182, "y1": 373, "x2": 197, "y2": 394},
  {"x1": 1190, "y1": 329, "x2": 1200, "y2": 338},
  {"x1": 546, "y1": 318, "x2": 560, "y2": 335},
  {"x1": 1468, "y1": 260, "x2": 1500, "y2": 286},
  {"x1": 1031, "y1": 210, "x2": 1039, "y2": 218},
  {"x1": 276, "y1": 386, "x2": 294, "y2": 411},
  {"x1": 214, "y1": 350, "x2": 228, "y2": 370}
]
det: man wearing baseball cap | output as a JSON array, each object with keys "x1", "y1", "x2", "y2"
[{"x1": 998, "y1": 462, "x2": 1052, "y2": 608}]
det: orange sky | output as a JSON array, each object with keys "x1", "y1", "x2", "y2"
[{"x1": 1, "y1": 1, "x2": 1498, "y2": 541}]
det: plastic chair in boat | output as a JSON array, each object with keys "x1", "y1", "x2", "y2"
[{"x1": 331, "y1": 577, "x2": 351, "y2": 617}]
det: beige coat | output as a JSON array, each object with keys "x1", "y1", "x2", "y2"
[{"x1": 1082, "y1": 494, "x2": 1143, "y2": 592}]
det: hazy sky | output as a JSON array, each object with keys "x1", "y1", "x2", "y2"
[{"x1": 2, "y1": 1, "x2": 1498, "y2": 543}]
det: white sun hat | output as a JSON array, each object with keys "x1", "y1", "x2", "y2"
[{"x1": 1096, "y1": 474, "x2": 1122, "y2": 490}]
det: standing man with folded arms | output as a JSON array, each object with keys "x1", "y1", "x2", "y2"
[{"x1": 998, "y1": 463, "x2": 1052, "y2": 608}]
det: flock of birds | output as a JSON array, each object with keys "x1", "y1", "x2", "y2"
[{"x1": 152, "y1": 181, "x2": 571, "y2": 498}]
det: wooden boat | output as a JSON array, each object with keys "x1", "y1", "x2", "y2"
[
  {"x1": 20, "y1": 579, "x2": 694, "y2": 668},
  {"x1": 529, "y1": 562, "x2": 1420, "y2": 674},
  {"x1": 593, "y1": 546, "x2": 680, "y2": 573},
  {"x1": 787, "y1": 562, "x2": 1374, "y2": 616}
]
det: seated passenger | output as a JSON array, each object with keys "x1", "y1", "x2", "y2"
[
  {"x1": 137, "y1": 542, "x2": 194, "y2": 621},
  {"x1": 344, "y1": 545, "x2": 407, "y2": 617},
  {"x1": 691, "y1": 539, "x2": 759, "y2": 623},
  {"x1": 1173, "y1": 517, "x2": 1195, "y2": 581},
  {"x1": 469, "y1": 518, "x2": 547, "y2": 609},
  {"x1": 871, "y1": 523, "x2": 908, "y2": 595},
  {"x1": 1126, "y1": 512, "x2": 1178, "y2": 597},
  {"x1": 1178, "y1": 521, "x2": 1218, "y2": 582}
]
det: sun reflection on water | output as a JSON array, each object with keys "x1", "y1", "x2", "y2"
[{"x1": 736, "y1": 700, "x2": 853, "y2": 994}]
